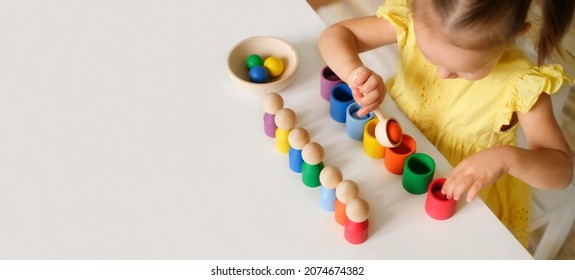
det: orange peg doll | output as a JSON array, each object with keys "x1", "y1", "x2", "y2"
[{"x1": 334, "y1": 179, "x2": 359, "y2": 225}]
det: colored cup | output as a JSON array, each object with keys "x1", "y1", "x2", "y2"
[
  {"x1": 384, "y1": 134, "x2": 416, "y2": 175},
  {"x1": 425, "y1": 178, "x2": 457, "y2": 220},
  {"x1": 375, "y1": 117, "x2": 402, "y2": 147},
  {"x1": 346, "y1": 102, "x2": 374, "y2": 141},
  {"x1": 320, "y1": 66, "x2": 343, "y2": 101},
  {"x1": 402, "y1": 153, "x2": 436, "y2": 194},
  {"x1": 362, "y1": 118, "x2": 385, "y2": 159},
  {"x1": 329, "y1": 83, "x2": 354, "y2": 123}
]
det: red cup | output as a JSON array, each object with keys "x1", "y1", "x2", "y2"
[{"x1": 425, "y1": 178, "x2": 457, "y2": 220}]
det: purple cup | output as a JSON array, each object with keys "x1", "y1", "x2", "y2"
[{"x1": 321, "y1": 66, "x2": 343, "y2": 101}]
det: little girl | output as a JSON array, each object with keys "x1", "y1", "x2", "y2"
[{"x1": 318, "y1": 0, "x2": 574, "y2": 247}]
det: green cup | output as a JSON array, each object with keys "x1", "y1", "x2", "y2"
[{"x1": 402, "y1": 153, "x2": 436, "y2": 194}]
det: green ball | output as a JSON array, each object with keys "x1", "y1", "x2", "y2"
[{"x1": 246, "y1": 54, "x2": 264, "y2": 69}]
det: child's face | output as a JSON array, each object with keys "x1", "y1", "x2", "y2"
[{"x1": 413, "y1": 23, "x2": 503, "y2": 81}]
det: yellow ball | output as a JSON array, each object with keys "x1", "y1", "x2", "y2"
[{"x1": 263, "y1": 56, "x2": 284, "y2": 77}]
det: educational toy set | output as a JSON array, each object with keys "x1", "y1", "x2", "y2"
[{"x1": 257, "y1": 63, "x2": 458, "y2": 244}]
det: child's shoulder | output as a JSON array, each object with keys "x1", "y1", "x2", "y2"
[
  {"x1": 494, "y1": 47, "x2": 573, "y2": 113},
  {"x1": 377, "y1": 0, "x2": 413, "y2": 47},
  {"x1": 377, "y1": 0, "x2": 411, "y2": 19},
  {"x1": 497, "y1": 47, "x2": 533, "y2": 71},
  {"x1": 498, "y1": 47, "x2": 572, "y2": 85}
]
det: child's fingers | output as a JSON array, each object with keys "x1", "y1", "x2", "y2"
[
  {"x1": 352, "y1": 90, "x2": 377, "y2": 116},
  {"x1": 443, "y1": 171, "x2": 454, "y2": 195},
  {"x1": 357, "y1": 89, "x2": 380, "y2": 107},
  {"x1": 451, "y1": 178, "x2": 471, "y2": 201},
  {"x1": 357, "y1": 102, "x2": 379, "y2": 116},
  {"x1": 348, "y1": 67, "x2": 386, "y2": 116},
  {"x1": 465, "y1": 181, "x2": 482, "y2": 202},
  {"x1": 350, "y1": 68, "x2": 369, "y2": 87},
  {"x1": 443, "y1": 164, "x2": 463, "y2": 196},
  {"x1": 443, "y1": 169, "x2": 471, "y2": 201},
  {"x1": 351, "y1": 87, "x2": 364, "y2": 103},
  {"x1": 357, "y1": 76, "x2": 379, "y2": 96}
]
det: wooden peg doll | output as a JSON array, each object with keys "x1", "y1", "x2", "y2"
[
  {"x1": 287, "y1": 127, "x2": 310, "y2": 173},
  {"x1": 344, "y1": 197, "x2": 370, "y2": 244},
  {"x1": 262, "y1": 92, "x2": 284, "y2": 138},
  {"x1": 318, "y1": 165, "x2": 343, "y2": 212},
  {"x1": 301, "y1": 142, "x2": 325, "y2": 188},
  {"x1": 274, "y1": 108, "x2": 297, "y2": 154},
  {"x1": 334, "y1": 179, "x2": 359, "y2": 225}
]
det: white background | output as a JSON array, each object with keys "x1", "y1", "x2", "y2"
[{"x1": 0, "y1": 0, "x2": 531, "y2": 260}]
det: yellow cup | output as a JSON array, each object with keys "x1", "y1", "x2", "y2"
[{"x1": 362, "y1": 119, "x2": 385, "y2": 159}]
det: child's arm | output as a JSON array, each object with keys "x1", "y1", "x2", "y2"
[
  {"x1": 443, "y1": 93, "x2": 574, "y2": 202},
  {"x1": 318, "y1": 16, "x2": 398, "y2": 116},
  {"x1": 510, "y1": 93, "x2": 574, "y2": 187}
]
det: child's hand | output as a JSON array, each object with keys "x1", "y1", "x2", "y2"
[
  {"x1": 442, "y1": 147, "x2": 509, "y2": 202},
  {"x1": 347, "y1": 66, "x2": 386, "y2": 116}
]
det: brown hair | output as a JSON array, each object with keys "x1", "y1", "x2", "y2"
[{"x1": 414, "y1": 0, "x2": 575, "y2": 65}]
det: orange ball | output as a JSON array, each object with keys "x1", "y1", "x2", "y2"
[{"x1": 386, "y1": 120, "x2": 403, "y2": 144}]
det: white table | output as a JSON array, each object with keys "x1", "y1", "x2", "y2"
[{"x1": 0, "y1": 0, "x2": 532, "y2": 259}]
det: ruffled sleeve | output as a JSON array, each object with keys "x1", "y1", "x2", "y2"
[
  {"x1": 376, "y1": 0, "x2": 411, "y2": 48},
  {"x1": 510, "y1": 64, "x2": 574, "y2": 114}
]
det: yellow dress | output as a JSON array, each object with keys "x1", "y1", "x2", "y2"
[{"x1": 377, "y1": 0, "x2": 573, "y2": 247}]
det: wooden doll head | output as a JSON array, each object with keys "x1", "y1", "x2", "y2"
[
  {"x1": 335, "y1": 179, "x2": 359, "y2": 203},
  {"x1": 288, "y1": 127, "x2": 310, "y2": 150},
  {"x1": 301, "y1": 142, "x2": 324, "y2": 165},
  {"x1": 345, "y1": 197, "x2": 370, "y2": 222},
  {"x1": 262, "y1": 92, "x2": 284, "y2": 114},
  {"x1": 274, "y1": 108, "x2": 297, "y2": 130},
  {"x1": 319, "y1": 165, "x2": 343, "y2": 190}
]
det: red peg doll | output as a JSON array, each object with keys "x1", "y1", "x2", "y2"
[{"x1": 344, "y1": 197, "x2": 370, "y2": 245}]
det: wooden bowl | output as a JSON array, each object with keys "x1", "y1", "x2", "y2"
[{"x1": 227, "y1": 36, "x2": 299, "y2": 93}]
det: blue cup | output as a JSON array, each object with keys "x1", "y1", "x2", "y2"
[
  {"x1": 345, "y1": 102, "x2": 374, "y2": 141},
  {"x1": 329, "y1": 83, "x2": 354, "y2": 123}
]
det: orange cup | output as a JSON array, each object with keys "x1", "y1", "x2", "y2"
[{"x1": 384, "y1": 134, "x2": 416, "y2": 175}]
